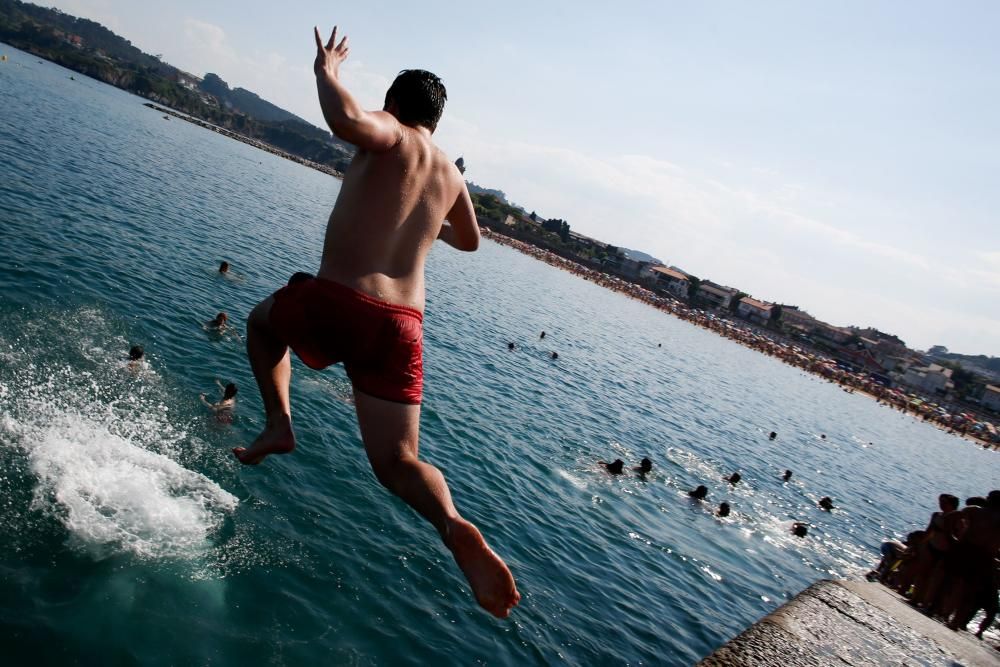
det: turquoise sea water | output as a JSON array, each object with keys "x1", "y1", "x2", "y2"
[{"x1": 1, "y1": 45, "x2": 998, "y2": 665}]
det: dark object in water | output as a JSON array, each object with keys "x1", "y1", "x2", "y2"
[
  {"x1": 727, "y1": 472, "x2": 741, "y2": 486},
  {"x1": 688, "y1": 485, "x2": 708, "y2": 500},
  {"x1": 792, "y1": 522, "x2": 808, "y2": 537},
  {"x1": 718, "y1": 502, "x2": 731, "y2": 517},
  {"x1": 819, "y1": 496, "x2": 834, "y2": 511},
  {"x1": 602, "y1": 459, "x2": 624, "y2": 475},
  {"x1": 769, "y1": 431, "x2": 777, "y2": 440}
]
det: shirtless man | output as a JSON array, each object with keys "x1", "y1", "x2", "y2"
[{"x1": 233, "y1": 25, "x2": 519, "y2": 619}]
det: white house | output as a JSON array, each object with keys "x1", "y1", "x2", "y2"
[
  {"x1": 737, "y1": 297, "x2": 773, "y2": 325},
  {"x1": 901, "y1": 364, "x2": 953, "y2": 394},
  {"x1": 650, "y1": 266, "x2": 690, "y2": 300}
]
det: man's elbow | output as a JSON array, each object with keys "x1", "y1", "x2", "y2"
[{"x1": 460, "y1": 229, "x2": 481, "y2": 252}]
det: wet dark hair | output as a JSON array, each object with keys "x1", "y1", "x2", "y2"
[
  {"x1": 219, "y1": 261, "x2": 230, "y2": 273},
  {"x1": 223, "y1": 383, "x2": 238, "y2": 399},
  {"x1": 988, "y1": 490, "x2": 1000, "y2": 508},
  {"x1": 385, "y1": 70, "x2": 446, "y2": 132},
  {"x1": 128, "y1": 345, "x2": 144, "y2": 361},
  {"x1": 938, "y1": 494, "x2": 959, "y2": 511},
  {"x1": 689, "y1": 485, "x2": 708, "y2": 500},
  {"x1": 966, "y1": 496, "x2": 987, "y2": 507}
]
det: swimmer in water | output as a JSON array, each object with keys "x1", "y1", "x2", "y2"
[
  {"x1": 236, "y1": 25, "x2": 518, "y2": 618},
  {"x1": 219, "y1": 261, "x2": 230, "y2": 274},
  {"x1": 717, "y1": 502, "x2": 731, "y2": 517},
  {"x1": 539, "y1": 331, "x2": 546, "y2": 339},
  {"x1": 782, "y1": 469, "x2": 793, "y2": 482},
  {"x1": 769, "y1": 431, "x2": 777, "y2": 440},
  {"x1": 600, "y1": 459, "x2": 624, "y2": 475},
  {"x1": 688, "y1": 485, "x2": 708, "y2": 500},
  {"x1": 201, "y1": 380, "x2": 237, "y2": 417},
  {"x1": 507, "y1": 341, "x2": 515, "y2": 351},
  {"x1": 792, "y1": 522, "x2": 809, "y2": 538},
  {"x1": 819, "y1": 496, "x2": 834, "y2": 511},
  {"x1": 550, "y1": 351, "x2": 558, "y2": 360},
  {"x1": 726, "y1": 472, "x2": 741, "y2": 486},
  {"x1": 207, "y1": 312, "x2": 229, "y2": 330},
  {"x1": 127, "y1": 345, "x2": 144, "y2": 372}
]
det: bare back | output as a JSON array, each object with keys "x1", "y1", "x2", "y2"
[{"x1": 317, "y1": 126, "x2": 463, "y2": 311}]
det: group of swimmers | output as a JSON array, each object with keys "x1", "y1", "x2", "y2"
[
  {"x1": 869, "y1": 491, "x2": 1000, "y2": 638},
  {"x1": 507, "y1": 331, "x2": 558, "y2": 359},
  {"x1": 598, "y1": 436, "x2": 837, "y2": 537},
  {"x1": 127, "y1": 260, "x2": 241, "y2": 419}
]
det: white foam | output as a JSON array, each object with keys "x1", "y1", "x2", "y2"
[
  {"x1": 21, "y1": 411, "x2": 237, "y2": 558},
  {"x1": 0, "y1": 307, "x2": 238, "y2": 560}
]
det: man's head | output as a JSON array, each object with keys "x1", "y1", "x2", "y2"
[
  {"x1": 640, "y1": 457, "x2": 652, "y2": 473},
  {"x1": 384, "y1": 70, "x2": 446, "y2": 132},
  {"x1": 223, "y1": 383, "x2": 238, "y2": 400},
  {"x1": 128, "y1": 345, "x2": 144, "y2": 361},
  {"x1": 938, "y1": 493, "x2": 959, "y2": 512}
]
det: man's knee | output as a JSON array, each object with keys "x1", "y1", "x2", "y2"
[{"x1": 371, "y1": 454, "x2": 418, "y2": 491}]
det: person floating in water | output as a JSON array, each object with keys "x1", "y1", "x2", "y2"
[
  {"x1": 219, "y1": 261, "x2": 230, "y2": 274},
  {"x1": 792, "y1": 522, "x2": 809, "y2": 538},
  {"x1": 717, "y1": 502, "x2": 731, "y2": 517},
  {"x1": 688, "y1": 485, "x2": 708, "y2": 500},
  {"x1": 201, "y1": 380, "x2": 237, "y2": 421},
  {"x1": 207, "y1": 312, "x2": 229, "y2": 330},
  {"x1": 600, "y1": 459, "x2": 624, "y2": 475},
  {"x1": 633, "y1": 457, "x2": 652, "y2": 477},
  {"x1": 127, "y1": 345, "x2": 144, "y2": 372},
  {"x1": 539, "y1": 331, "x2": 546, "y2": 339},
  {"x1": 769, "y1": 431, "x2": 777, "y2": 440},
  {"x1": 782, "y1": 469, "x2": 793, "y2": 482},
  {"x1": 818, "y1": 496, "x2": 834, "y2": 511},
  {"x1": 726, "y1": 472, "x2": 741, "y2": 486},
  {"x1": 235, "y1": 25, "x2": 518, "y2": 618},
  {"x1": 550, "y1": 351, "x2": 558, "y2": 360}
]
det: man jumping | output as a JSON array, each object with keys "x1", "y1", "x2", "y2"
[{"x1": 234, "y1": 25, "x2": 520, "y2": 618}]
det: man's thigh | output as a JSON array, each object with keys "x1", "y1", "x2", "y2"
[{"x1": 352, "y1": 389, "x2": 421, "y2": 468}]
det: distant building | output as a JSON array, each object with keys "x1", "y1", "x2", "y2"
[
  {"x1": 901, "y1": 364, "x2": 953, "y2": 394},
  {"x1": 983, "y1": 385, "x2": 1000, "y2": 412},
  {"x1": 813, "y1": 321, "x2": 853, "y2": 345},
  {"x1": 778, "y1": 305, "x2": 817, "y2": 329},
  {"x1": 650, "y1": 266, "x2": 690, "y2": 300},
  {"x1": 737, "y1": 297, "x2": 773, "y2": 326},
  {"x1": 698, "y1": 283, "x2": 739, "y2": 310}
]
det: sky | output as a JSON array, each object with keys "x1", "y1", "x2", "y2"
[{"x1": 45, "y1": 0, "x2": 1000, "y2": 356}]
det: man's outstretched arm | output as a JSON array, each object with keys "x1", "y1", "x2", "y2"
[
  {"x1": 314, "y1": 26, "x2": 402, "y2": 152},
  {"x1": 439, "y1": 181, "x2": 480, "y2": 251}
]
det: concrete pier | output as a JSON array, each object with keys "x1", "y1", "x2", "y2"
[{"x1": 698, "y1": 580, "x2": 999, "y2": 666}]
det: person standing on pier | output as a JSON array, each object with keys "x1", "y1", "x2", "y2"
[{"x1": 235, "y1": 24, "x2": 519, "y2": 618}]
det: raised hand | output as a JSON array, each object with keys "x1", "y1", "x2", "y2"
[{"x1": 314, "y1": 25, "x2": 350, "y2": 78}]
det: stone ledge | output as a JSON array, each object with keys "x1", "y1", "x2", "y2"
[{"x1": 698, "y1": 580, "x2": 999, "y2": 666}]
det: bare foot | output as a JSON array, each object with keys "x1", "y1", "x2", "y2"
[
  {"x1": 233, "y1": 416, "x2": 295, "y2": 465},
  {"x1": 445, "y1": 517, "x2": 520, "y2": 618}
]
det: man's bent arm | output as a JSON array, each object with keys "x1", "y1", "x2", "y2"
[
  {"x1": 439, "y1": 184, "x2": 480, "y2": 251},
  {"x1": 314, "y1": 26, "x2": 402, "y2": 151}
]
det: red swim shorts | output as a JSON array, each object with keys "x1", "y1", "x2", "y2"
[{"x1": 268, "y1": 275, "x2": 424, "y2": 404}]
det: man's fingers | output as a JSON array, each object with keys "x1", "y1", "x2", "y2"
[
  {"x1": 337, "y1": 35, "x2": 349, "y2": 52},
  {"x1": 314, "y1": 26, "x2": 323, "y2": 50},
  {"x1": 326, "y1": 26, "x2": 338, "y2": 50}
]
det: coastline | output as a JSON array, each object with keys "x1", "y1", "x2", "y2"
[{"x1": 480, "y1": 228, "x2": 998, "y2": 451}]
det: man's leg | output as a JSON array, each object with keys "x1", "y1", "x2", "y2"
[
  {"x1": 352, "y1": 389, "x2": 520, "y2": 618},
  {"x1": 234, "y1": 295, "x2": 296, "y2": 465}
]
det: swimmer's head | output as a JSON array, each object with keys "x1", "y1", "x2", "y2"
[
  {"x1": 385, "y1": 70, "x2": 446, "y2": 132},
  {"x1": 792, "y1": 523, "x2": 808, "y2": 538},
  {"x1": 223, "y1": 383, "x2": 238, "y2": 400},
  {"x1": 213, "y1": 312, "x2": 228, "y2": 326},
  {"x1": 219, "y1": 261, "x2": 229, "y2": 273},
  {"x1": 128, "y1": 345, "x2": 144, "y2": 361},
  {"x1": 938, "y1": 493, "x2": 959, "y2": 512},
  {"x1": 606, "y1": 459, "x2": 624, "y2": 475},
  {"x1": 718, "y1": 502, "x2": 731, "y2": 517},
  {"x1": 640, "y1": 457, "x2": 652, "y2": 473}
]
